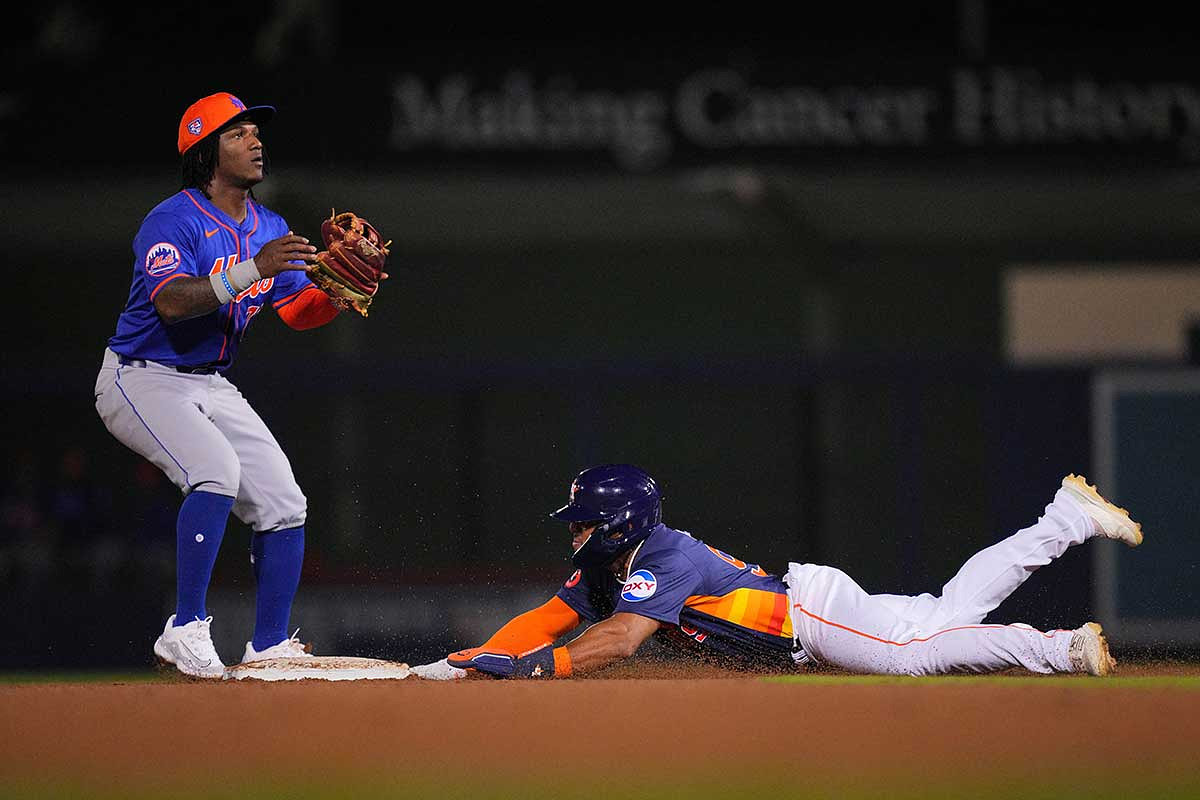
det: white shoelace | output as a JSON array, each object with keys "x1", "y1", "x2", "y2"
[
  {"x1": 281, "y1": 628, "x2": 308, "y2": 655},
  {"x1": 263, "y1": 628, "x2": 311, "y2": 657}
]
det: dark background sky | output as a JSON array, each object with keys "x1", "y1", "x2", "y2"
[{"x1": 3, "y1": 2, "x2": 1197, "y2": 666}]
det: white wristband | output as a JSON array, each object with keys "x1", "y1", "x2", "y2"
[
  {"x1": 227, "y1": 258, "x2": 261, "y2": 292},
  {"x1": 208, "y1": 258, "x2": 262, "y2": 303}
]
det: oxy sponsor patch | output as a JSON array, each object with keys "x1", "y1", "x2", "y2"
[
  {"x1": 145, "y1": 242, "x2": 182, "y2": 276},
  {"x1": 620, "y1": 569, "x2": 657, "y2": 602}
]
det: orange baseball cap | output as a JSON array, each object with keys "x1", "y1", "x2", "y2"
[{"x1": 177, "y1": 92, "x2": 276, "y2": 155}]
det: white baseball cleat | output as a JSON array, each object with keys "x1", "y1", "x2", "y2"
[
  {"x1": 1060, "y1": 474, "x2": 1143, "y2": 547},
  {"x1": 153, "y1": 615, "x2": 226, "y2": 679},
  {"x1": 1067, "y1": 622, "x2": 1117, "y2": 676},
  {"x1": 241, "y1": 629, "x2": 314, "y2": 664}
]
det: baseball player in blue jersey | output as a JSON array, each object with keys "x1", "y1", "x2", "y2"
[
  {"x1": 412, "y1": 464, "x2": 1143, "y2": 680},
  {"x1": 95, "y1": 92, "x2": 349, "y2": 678}
]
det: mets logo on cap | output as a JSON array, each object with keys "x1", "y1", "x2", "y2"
[
  {"x1": 621, "y1": 569, "x2": 657, "y2": 602},
  {"x1": 177, "y1": 92, "x2": 273, "y2": 155},
  {"x1": 145, "y1": 242, "x2": 181, "y2": 276}
]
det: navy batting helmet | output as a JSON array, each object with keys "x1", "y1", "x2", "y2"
[{"x1": 550, "y1": 464, "x2": 663, "y2": 568}]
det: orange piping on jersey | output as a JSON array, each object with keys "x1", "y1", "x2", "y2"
[
  {"x1": 183, "y1": 190, "x2": 239, "y2": 359},
  {"x1": 684, "y1": 588, "x2": 794, "y2": 638},
  {"x1": 149, "y1": 272, "x2": 187, "y2": 300},
  {"x1": 241, "y1": 203, "x2": 260, "y2": 281},
  {"x1": 246, "y1": 201, "x2": 260, "y2": 239},
  {"x1": 183, "y1": 191, "x2": 241, "y2": 261},
  {"x1": 791, "y1": 603, "x2": 1068, "y2": 645},
  {"x1": 216, "y1": 310, "x2": 232, "y2": 361}
]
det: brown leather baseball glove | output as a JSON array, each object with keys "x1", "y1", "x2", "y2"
[{"x1": 306, "y1": 210, "x2": 390, "y2": 318}]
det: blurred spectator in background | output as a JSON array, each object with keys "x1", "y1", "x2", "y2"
[
  {"x1": 127, "y1": 458, "x2": 181, "y2": 584},
  {"x1": 1, "y1": 448, "x2": 51, "y2": 587},
  {"x1": 46, "y1": 445, "x2": 115, "y2": 591}
]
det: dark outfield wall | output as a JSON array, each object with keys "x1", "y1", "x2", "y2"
[{"x1": 2, "y1": 9, "x2": 1195, "y2": 666}]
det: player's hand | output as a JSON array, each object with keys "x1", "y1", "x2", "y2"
[
  {"x1": 254, "y1": 232, "x2": 318, "y2": 277},
  {"x1": 447, "y1": 647, "x2": 518, "y2": 677},
  {"x1": 446, "y1": 644, "x2": 559, "y2": 679},
  {"x1": 409, "y1": 658, "x2": 468, "y2": 681}
]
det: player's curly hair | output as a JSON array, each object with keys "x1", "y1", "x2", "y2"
[
  {"x1": 180, "y1": 135, "x2": 220, "y2": 195},
  {"x1": 180, "y1": 128, "x2": 269, "y2": 197}
]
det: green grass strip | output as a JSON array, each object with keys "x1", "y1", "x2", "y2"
[{"x1": 0, "y1": 671, "x2": 171, "y2": 685}]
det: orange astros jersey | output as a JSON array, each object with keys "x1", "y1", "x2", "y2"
[{"x1": 556, "y1": 525, "x2": 797, "y2": 668}]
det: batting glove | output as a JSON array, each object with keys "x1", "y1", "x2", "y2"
[{"x1": 447, "y1": 643, "x2": 566, "y2": 679}]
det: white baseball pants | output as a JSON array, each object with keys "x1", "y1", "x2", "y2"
[
  {"x1": 94, "y1": 348, "x2": 306, "y2": 532},
  {"x1": 785, "y1": 488, "x2": 1095, "y2": 675}
]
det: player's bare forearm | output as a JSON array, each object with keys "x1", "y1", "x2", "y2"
[
  {"x1": 153, "y1": 234, "x2": 316, "y2": 325},
  {"x1": 445, "y1": 612, "x2": 657, "y2": 679},
  {"x1": 563, "y1": 612, "x2": 661, "y2": 674},
  {"x1": 153, "y1": 277, "x2": 224, "y2": 324}
]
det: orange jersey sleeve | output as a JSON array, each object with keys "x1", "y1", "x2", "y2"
[
  {"x1": 480, "y1": 595, "x2": 582, "y2": 653},
  {"x1": 274, "y1": 285, "x2": 340, "y2": 330}
]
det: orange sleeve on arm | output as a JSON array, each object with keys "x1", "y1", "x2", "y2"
[
  {"x1": 275, "y1": 286, "x2": 341, "y2": 330},
  {"x1": 480, "y1": 596, "x2": 582, "y2": 654}
]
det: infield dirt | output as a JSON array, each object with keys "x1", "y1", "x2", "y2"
[{"x1": 2, "y1": 660, "x2": 1197, "y2": 799}]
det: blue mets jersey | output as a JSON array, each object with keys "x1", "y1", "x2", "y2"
[
  {"x1": 107, "y1": 189, "x2": 314, "y2": 369},
  {"x1": 556, "y1": 524, "x2": 795, "y2": 668}
]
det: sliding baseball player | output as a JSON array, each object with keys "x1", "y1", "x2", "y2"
[{"x1": 413, "y1": 464, "x2": 1141, "y2": 679}]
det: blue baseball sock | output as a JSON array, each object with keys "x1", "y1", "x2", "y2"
[
  {"x1": 174, "y1": 490, "x2": 234, "y2": 626},
  {"x1": 250, "y1": 525, "x2": 305, "y2": 651}
]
